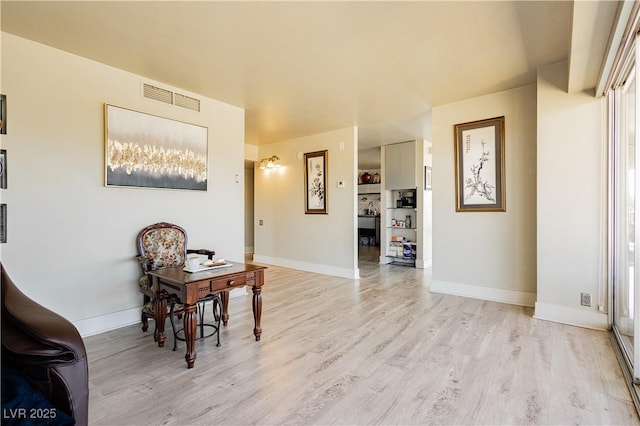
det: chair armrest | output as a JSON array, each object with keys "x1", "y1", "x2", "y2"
[
  {"x1": 1, "y1": 263, "x2": 89, "y2": 425},
  {"x1": 187, "y1": 249, "x2": 216, "y2": 259},
  {"x1": 1, "y1": 267, "x2": 86, "y2": 363},
  {"x1": 136, "y1": 254, "x2": 152, "y2": 274}
]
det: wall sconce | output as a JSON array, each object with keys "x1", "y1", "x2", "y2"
[{"x1": 259, "y1": 155, "x2": 281, "y2": 170}]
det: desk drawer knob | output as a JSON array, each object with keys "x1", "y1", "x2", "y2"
[{"x1": 227, "y1": 280, "x2": 234, "y2": 286}]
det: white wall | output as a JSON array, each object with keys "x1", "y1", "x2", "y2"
[
  {"x1": 421, "y1": 141, "x2": 433, "y2": 266},
  {"x1": 535, "y1": 61, "x2": 607, "y2": 330},
  {"x1": 244, "y1": 166, "x2": 254, "y2": 253},
  {"x1": 254, "y1": 127, "x2": 358, "y2": 278},
  {"x1": 1, "y1": 33, "x2": 246, "y2": 336},
  {"x1": 431, "y1": 84, "x2": 537, "y2": 306}
]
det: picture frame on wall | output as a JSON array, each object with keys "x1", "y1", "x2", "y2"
[
  {"x1": 104, "y1": 104, "x2": 208, "y2": 191},
  {"x1": 454, "y1": 116, "x2": 505, "y2": 212},
  {"x1": 0, "y1": 149, "x2": 6, "y2": 189},
  {"x1": 1, "y1": 204, "x2": 6, "y2": 243},
  {"x1": 304, "y1": 150, "x2": 328, "y2": 214},
  {"x1": 0, "y1": 94, "x2": 6, "y2": 134}
]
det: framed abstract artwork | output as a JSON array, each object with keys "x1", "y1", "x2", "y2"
[
  {"x1": 304, "y1": 150, "x2": 328, "y2": 214},
  {"x1": 454, "y1": 116, "x2": 505, "y2": 212},
  {"x1": 104, "y1": 104, "x2": 208, "y2": 190}
]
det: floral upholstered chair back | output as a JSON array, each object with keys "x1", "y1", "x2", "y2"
[{"x1": 138, "y1": 223, "x2": 187, "y2": 272}]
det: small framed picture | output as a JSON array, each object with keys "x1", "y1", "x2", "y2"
[
  {"x1": 0, "y1": 204, "x2": 7, "y2": 243},
  {"x1": 0, "y1": 149, "x2": 6, "y2": 189},
  {"x1": 0, "y1": 94, "x2": 6, "y2": 134}
]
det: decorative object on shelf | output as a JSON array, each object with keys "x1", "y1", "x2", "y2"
[
  {"x1": 361, "y1": 171, "x2": 372, "y2": 184},
  {"x1": 0, "y1": 94, "x2": 6, "y2": 134},
  {"x1": 454, "y1": 116, "x2": 505, "y2": 212},
  {"x1": 259, "y1": 155, "x2": 281, "y2": 170},
  {"x1": 373, "y1": 172, "x2": 381, "y2": 183},
  {"x1": 105, "y1": 104, "x2": 208, "y2": 191},
  {"x1": 304, "y1": 150, "x2": 328, "y2": 214},
  {"x1": 0, "y1": 149, "x2": 6, "y2": 189},
  {"x1": 396, "y1": 189, "x2": 416, "y2": 208},
  {"x1": 387, "y1": 241, "x2": 416, "y2": 262}
]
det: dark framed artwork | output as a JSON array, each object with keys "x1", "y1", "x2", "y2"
[
  {"x1": 105, "y1": 104, "x2": 208, "y2": 190},
  {"x1": 454, "y1": 116, "x2": 505, "y2": 212},
  {"x1": 0, "y1": 149, "x2": 6, "y2": 189},
  {"x1": 304, "y1": 150, "x2": 328, "y2": 214},
  {"x1": 0, "y1": 204, "x2": 6, "y2": 243},
  {"x1": 0, "y1": 94, "x2": 6, "y2": 134}
]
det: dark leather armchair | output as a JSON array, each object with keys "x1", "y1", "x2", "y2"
[{"x1": 1, "y1": 263, "x2": 89, "y2": 426}]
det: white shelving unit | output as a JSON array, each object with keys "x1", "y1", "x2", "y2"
[
  {"x1": 380, "y1": 140, "x2": 429, "y2": 268},
  {"x1": 385, "y1": 189, "x2": 417, "y2": 266}
]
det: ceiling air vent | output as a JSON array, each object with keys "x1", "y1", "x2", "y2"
[
  {"x1": 143, "y1": 83, "x2": 173, "y2": 104},
  {"x1": 174, "y1": 93, "x2": 200, "y2": 112}
]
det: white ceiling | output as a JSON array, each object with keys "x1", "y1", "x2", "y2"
[{"x1": 0, "y1": 1, "x2": 617, "y2": 167}]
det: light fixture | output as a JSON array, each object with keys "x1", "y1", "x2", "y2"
[{"x1": 259, "y1": 155, "x2": 281, "y2": 170}]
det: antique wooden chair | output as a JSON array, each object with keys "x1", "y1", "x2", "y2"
[{"x1": 135, "y1": 222, "x2": 221, "y2": 348}]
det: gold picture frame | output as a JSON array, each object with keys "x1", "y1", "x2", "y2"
[
  {"x1": 304, "y1": 150, "x2": 328, "y2": 214},
  {"x1": 454, "y1": 116, "x2": 505, "y2": 212}
]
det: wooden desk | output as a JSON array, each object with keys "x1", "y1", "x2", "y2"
[{"x1": 148, "y1": 262, "x2": 266, "y2": 368}]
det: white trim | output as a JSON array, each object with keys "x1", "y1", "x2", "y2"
[
  {"x1": 73, "y1": 307, "x2": 141, "y2": 337},
  {"x1": 253, "y1": 254, "x2": 358, "y2": 279},
  {"x1": 430, "y1": 280, "x2": 536, "y2": 307},
  {"x1": 74, "y1": 288, "x2": 247, "y2": 337},
  {"x1": 596, "y1": 1, "x2": 640, "y2": 96},
  {"x1": 416, "y1": 258, "x2": 432, "y2": 269},
  {"x1": 534, "y1": 302, "x2": 609, "y2": 331}
]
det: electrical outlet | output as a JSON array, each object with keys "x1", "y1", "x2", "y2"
[
  {"x1": 259, "y1": 219, "x2": 264, "y2": 226},
  {"x1": 580, "y1": 292, "x2": 592, "y2": 307}
]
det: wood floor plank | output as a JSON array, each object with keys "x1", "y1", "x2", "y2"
[{"x1": 84, "y1": 257, "x2": 639, "y2": 425}]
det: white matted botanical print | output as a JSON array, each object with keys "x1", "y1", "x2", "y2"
[{"x1": 105, "y1": 104, "x2": 208, "y2": 190}]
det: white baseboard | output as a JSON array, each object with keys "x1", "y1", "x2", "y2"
[
  {"x1": 253, "y1": 254, "x2": 358, "y2": 279},
  {"x1": 431, "y1": 280, "x2": 536, "y2": 307},
  {"x1": 74, "y1": 287, "x2": 248, "y2": 338},
  {"x1": 416, "y1": 258, "x2": 432, "y2": 269},
  {"x1": 534, "y1": 302, "x2": 609, "y2": 331},
  {"x1": 74, "y1": 307, "x2": 141, "y2": 338}
]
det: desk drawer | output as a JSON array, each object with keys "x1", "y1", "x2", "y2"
[{"x1": 195, "y1": 272, "x2": 255, "y2": 298}]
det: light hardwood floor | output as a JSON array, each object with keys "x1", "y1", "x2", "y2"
[{"x1": 86, "y1": 256, "x2": 639, "y2": 425}]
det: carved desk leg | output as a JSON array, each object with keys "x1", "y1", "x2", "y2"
[
  {"x1": 183, "y1": 303, "x2": 198, "y2": 368},
  {"x1": 252, "y1": 285, "x2": 262, "y2": 341},
  {"x1": 154, "y1": 287, "x2": 167, "y2": 348},
  {"x1": 220, "y1": 291, "x2": 230, "y2": 326}
]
